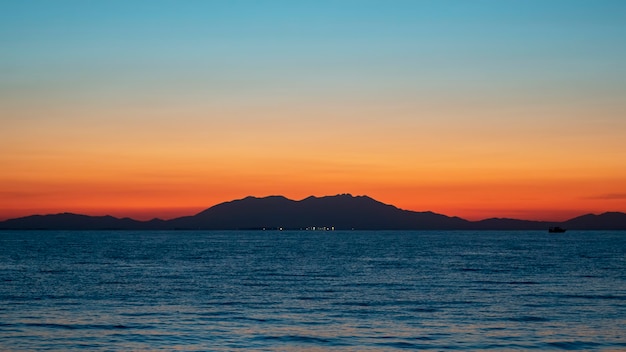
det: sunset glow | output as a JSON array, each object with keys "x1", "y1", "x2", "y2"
[{"x1": 2, "y1": 1, "x2": 626, "y2": 221}]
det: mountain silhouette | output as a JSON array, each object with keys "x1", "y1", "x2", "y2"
[
  {"x1": 468, "y1": 217, "x2": 551, "y2": 230},
  {"x1": 0, "y1": 213, "x2": 146, "y2": 230},
  {"x1": 1, "y1": 194, "x2": 625, "y2": 230},
  {"x1": 168, "y1": 194, "x2": 469, "y2": 230},
  {"x1": 562, "y1": 212, "x2": 626, "y2": 230}
]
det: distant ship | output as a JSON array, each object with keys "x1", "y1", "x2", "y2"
[{"x1": 548, "y1": 226, "x2": 567, "y2": 233}]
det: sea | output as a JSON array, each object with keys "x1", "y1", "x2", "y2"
[{"x1": 1, "y1": 230, "x2": 625, "y2": 351}]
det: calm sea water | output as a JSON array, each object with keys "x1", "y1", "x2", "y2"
[{"x1": 1, "y1": 230, "x2": 625, "y2": 351}]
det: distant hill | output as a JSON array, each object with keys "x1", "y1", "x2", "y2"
[
  {"x1": 562, "y1": 212, "x2": 626, "y2": 230},
  {"x1": 0, "y1": 213, "x2": 165, "y2": 230},
  {"x1": 1, "y1": 194, "x2": 625, "y2": 230},
  {"x1": 468, "y1": 217, "x2": 551, "y2": 231},
  {"x1": 168, "y1": 194, "x2": 470, "y2": 230}
]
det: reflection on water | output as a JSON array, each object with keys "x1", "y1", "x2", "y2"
[{"x1": 1, "y1": 230, "x2": 625, "y2": 350}]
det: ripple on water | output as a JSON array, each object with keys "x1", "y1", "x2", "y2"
[{"x1": 1, "y1": 230, "x2": 625, "y2": 351}]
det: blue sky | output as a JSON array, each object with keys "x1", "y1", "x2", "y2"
[
  {"x1": 3, "y1": 0, "x2": 625, "y2": 105},
  {"x1": 1, "y1": 0, "x2": 626, "y2": 220}
]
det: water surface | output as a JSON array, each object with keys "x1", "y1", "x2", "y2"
[{"x1": 1, "y1": 230, "x2": 625, "y2": 350}]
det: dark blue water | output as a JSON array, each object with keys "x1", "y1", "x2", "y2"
[{"x1": 1, "y1": 230, "x2": 625, "y2": 351}]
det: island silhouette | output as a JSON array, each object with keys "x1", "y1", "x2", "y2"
[{"x1": 1, "y1": 194, "x2": 625, "y2": 230}]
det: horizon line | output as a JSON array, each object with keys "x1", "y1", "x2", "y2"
[{"x1": 1, "y1": 193, "x2": 622, "y2": 224}]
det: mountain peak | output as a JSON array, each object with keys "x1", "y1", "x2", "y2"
[
  {"x1": 173, "y1": 194, "x2": 464, "y2": 230},
  {"x1": 241, "y1": 195, "x2": 289, "y2": 201}
]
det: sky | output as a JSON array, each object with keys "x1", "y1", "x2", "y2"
[{"x1": 1, "y1": 0, "x2": 626, "y2": 221}]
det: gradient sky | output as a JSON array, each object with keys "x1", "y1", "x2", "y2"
[{"x1": 2, "y1": 0, "x2": 626, "y2": 221}]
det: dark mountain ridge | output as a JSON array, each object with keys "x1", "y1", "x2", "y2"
[
  {"x1": 168, "y1": 194, "x2": 469, "y2": 230},
  {"x1": 0, "y1": 213, "x2": 166, "y2": 230},
  {"x1": 562, "y1": 212, "x2": 626, "y2": 230},
  {"x1": 1, "y1": 194, "x2": 625, "y2": 230}
]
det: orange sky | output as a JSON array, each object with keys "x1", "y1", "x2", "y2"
[
  {"x1": 2, "y1": 99, "x2": 625, "y2": 221},
  {"x1": 2, "y1": 1, "x2": 626, "y2": 221}
]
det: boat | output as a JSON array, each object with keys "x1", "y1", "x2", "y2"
[{"x1": 548, "y1": 226, "x2": 567, "y2": 233}]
